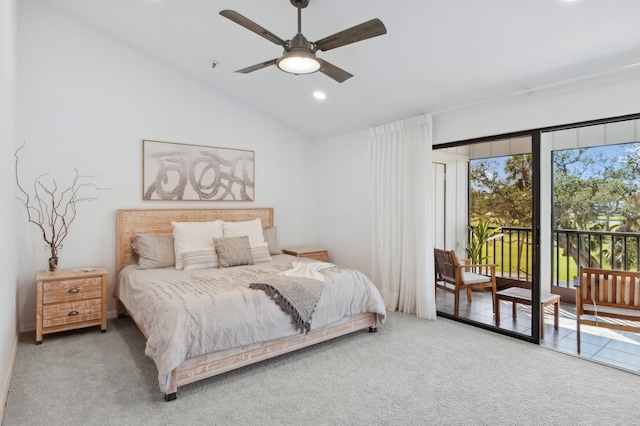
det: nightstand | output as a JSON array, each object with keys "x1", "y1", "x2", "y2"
[
  {"x1": 282, "y1": 247, "x2": 329, "y2": 262},
  {"x1": 36, "y1": 267, "x2": 108, "y2": 344}
]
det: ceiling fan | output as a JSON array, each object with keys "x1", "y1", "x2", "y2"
[{"x1": 219, "y1": 0, "x2": 387, "y2": 83}]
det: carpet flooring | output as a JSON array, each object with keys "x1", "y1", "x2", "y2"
[{"x1": 3, "y1": 311, "x2": 639, "y2": 425}]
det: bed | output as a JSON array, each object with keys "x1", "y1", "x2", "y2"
[{"x1": 115, "y1": 208, "x2": 386, "y2": 401}]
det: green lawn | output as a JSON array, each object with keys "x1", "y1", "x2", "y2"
[{"x1": 481, "y1": 240, "x2": 623, "y2": 283}]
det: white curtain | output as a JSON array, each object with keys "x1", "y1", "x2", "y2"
[{"x1": 369, "y1": 114, "x2": 436, "y2": 320}]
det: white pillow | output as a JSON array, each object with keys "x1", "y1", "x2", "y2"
[
  {"x1": 222, "y1": 219, "x2": 265, "y2": 247},
  {"x1": 182, "y1": 248, "x2": 218, "y2": 270},
  {"x1": 251, "y1": 242, "x2": 272, "y2": 264},
  {"x1": 171, "y1": 220, "x2": 224, "y2": 270}
]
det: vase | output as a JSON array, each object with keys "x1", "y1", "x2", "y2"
[
  {"x1": 45, "y1": 245, "x2": 62, "y2": 272},
  {"x1": 48, "y1": 256, "x2": 59, "y2": 272}
]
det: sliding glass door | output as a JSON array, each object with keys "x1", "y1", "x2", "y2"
[
  {"x1": 433, "y1": 134, "x2": 541, "y2": 341},
  {"x1": 434, "y1": 113, "x2": 640, "y2": 366}
]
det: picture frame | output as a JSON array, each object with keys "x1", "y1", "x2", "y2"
[{"x1": 142, "y1": 139, "x2": 254, "y2": 201}]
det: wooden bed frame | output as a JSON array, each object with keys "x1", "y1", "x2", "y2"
[{"x1": 115, "y1": 208, "x2": 378, "y2": 401}]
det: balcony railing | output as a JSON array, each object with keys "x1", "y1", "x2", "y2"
[
  {"x1": 553, "y1": 229, "x2": 640, "y2": 288},
  {"x1": 479, "y1": 227, "x2": 640, "y2": 288},
  {"x1": 482, "y1": 226, "x2": 532, "y2": 281}
]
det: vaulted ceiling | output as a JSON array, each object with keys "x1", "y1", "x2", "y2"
[{"x1": 39, "y1": 0, "x2": 640, "y2": 139}]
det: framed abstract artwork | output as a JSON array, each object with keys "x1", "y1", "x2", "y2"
[{"x1": 142, "y1": 140, "x2": 254, "y2": 201}]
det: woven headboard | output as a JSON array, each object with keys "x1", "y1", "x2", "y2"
[{"x1": 116, "y1": 208, "x2": 274, "y2": 274}]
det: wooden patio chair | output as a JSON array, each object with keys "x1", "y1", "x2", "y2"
[
  {"x1": 576, "y1": 267, "x2": 640, "y2": 353},
  {"x1": 434, "y1": 248, "x2": 497, "y2": 316}
]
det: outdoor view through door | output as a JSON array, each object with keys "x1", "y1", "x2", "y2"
[
  {"x1": 434, "y1": 116, "x2": 640, "y2": 373},
  {"x1": 540, "y1": 118, "x2": 640, "y2": 371},
  {"x1": 551, "y1": 142, "x2": 640, "y2": 300},
  {"x1": 433, "y1": 137, "x2": 538, "y2": 339}
]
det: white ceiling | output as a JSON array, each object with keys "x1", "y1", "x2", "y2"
[{"x1": 39, "y1": 0, "x2": 640, "y2": 139}]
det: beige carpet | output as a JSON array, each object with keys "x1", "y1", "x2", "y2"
[{"x1": 3, "y1": 311, "x2": 638, "y2": 425}]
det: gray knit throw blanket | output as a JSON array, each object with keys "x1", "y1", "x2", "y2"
[{"x1": 250, "y1": 276, "x2": 326, "y2": 334}]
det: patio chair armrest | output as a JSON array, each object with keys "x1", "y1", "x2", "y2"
[
  {"x1": 467, "y1": 263, "x2": 497, "y2": 268},
  {"x1": 461, "y1": 264, "x2": 497, "y2": 278},
  {"x1": 455, "y1": 264, "x2": 497, "y2": 278},
  {"x1": 457, "y1": 259, "x2": 497, "y2": 267}
]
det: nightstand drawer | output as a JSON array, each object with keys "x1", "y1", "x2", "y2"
[
  {"x1": 42, "y1": 299, "x2": 102, "y2": 328},
  {"x1": 42, "y1": 277, "x2": 103, "y2": 304}
]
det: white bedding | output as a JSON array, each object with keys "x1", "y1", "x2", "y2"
[{"x1": 116, "y1": 254, "x2": 386, "y2": 392}]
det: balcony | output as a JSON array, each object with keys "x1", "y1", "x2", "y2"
[
  {"x1": 436, "y1": 287, "x2": 640, "y2": 372},
  {"x1": 436, "y1": 226, "x2": 640, "y2": 370}
]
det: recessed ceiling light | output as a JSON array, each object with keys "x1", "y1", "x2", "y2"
[{"x1": 313, "y1": 91, "x2": 327, "y2": 100}]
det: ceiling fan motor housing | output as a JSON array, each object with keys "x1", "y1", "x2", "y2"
[
  {"x1": 289, "y1": 33, "x2": 313, "y2": 51},
  {"x1": 290, "y1": 0, "x2": 310, "y2": 9}
]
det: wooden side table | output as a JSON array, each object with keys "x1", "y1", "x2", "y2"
[
  {"x1": 495, "y1": 287, "x2": 560, "y2": 339},
  {"x1": 282, "y1": 247, "x2": 329, "y2": 262},
  {"x1": 36, "y1": 267, "x2": 108, "y2": 344}
]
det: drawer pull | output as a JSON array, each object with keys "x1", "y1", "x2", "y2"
[
  {"x1": 68, "y1": 311, "x2": 79, "y2": 317},
  {"x1": 68, "y1": 287, "x2": 80, "y2": 294}
]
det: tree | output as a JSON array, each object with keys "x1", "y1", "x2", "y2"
[
  {"x1": 469, "y1": 154, "x2": 532, "y2": 274},
  {"x1": 552, "y1": 145, "x2": 640, "y2": 270},
  {"x1": 470, "y1": 145, "x2": 640, "y2": 273},
  {"x1": 470, "y1": 154, "x2": 532, "y2": 228}
]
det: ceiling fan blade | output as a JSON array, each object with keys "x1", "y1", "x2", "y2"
[
  {"x1": 236, "y1": 59, "x2": 278, "y2": 74},
  {"x1": 220, "y1": 10, "x2": 288, "y2": 47},
  {"x1": 319, "y1": 60, "x2": 353, "y2": 83},
  {"x1": 314, "y1": 19, "x2": 387, "y2": 52}
]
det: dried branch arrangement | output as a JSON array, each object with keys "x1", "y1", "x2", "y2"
[{"x1": 15, "y1": 143, "x2": 109, "y2": 271}]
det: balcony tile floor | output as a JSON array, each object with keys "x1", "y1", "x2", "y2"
[{"x1": 436, "y1": 288, "x2": 640, "y2": 373}]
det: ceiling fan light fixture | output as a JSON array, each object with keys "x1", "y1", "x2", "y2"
[{"x1": 277, "y1": 50, "x2": 321, "y2": 75}]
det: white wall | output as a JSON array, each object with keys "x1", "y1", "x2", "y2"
[
  {"x1": 432, "y1": 74, "x2": 640, "y2": 144},
  {"x1": 0, "y1": 0, "x2": 18, "y2": 419},
  {"x1": 314, "y1": 130, "x2": 371, "y2": 275},
  {"x1": 431, "y1": 150, "x2": 469, "y2": 256},
  {"x1": 16, "y1": 0, "x2": 320, "y2": 331}
]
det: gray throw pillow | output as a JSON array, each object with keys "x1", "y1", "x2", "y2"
[
  {"x1": 263, "y1": 226, "x2": 282, "y2": 255},
  {"x1": 213, "y1": 235, "x2": 254, "y2": 268},
  {"x1": 131, "y1": 233, "x2": 176, "y2": 269}
]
